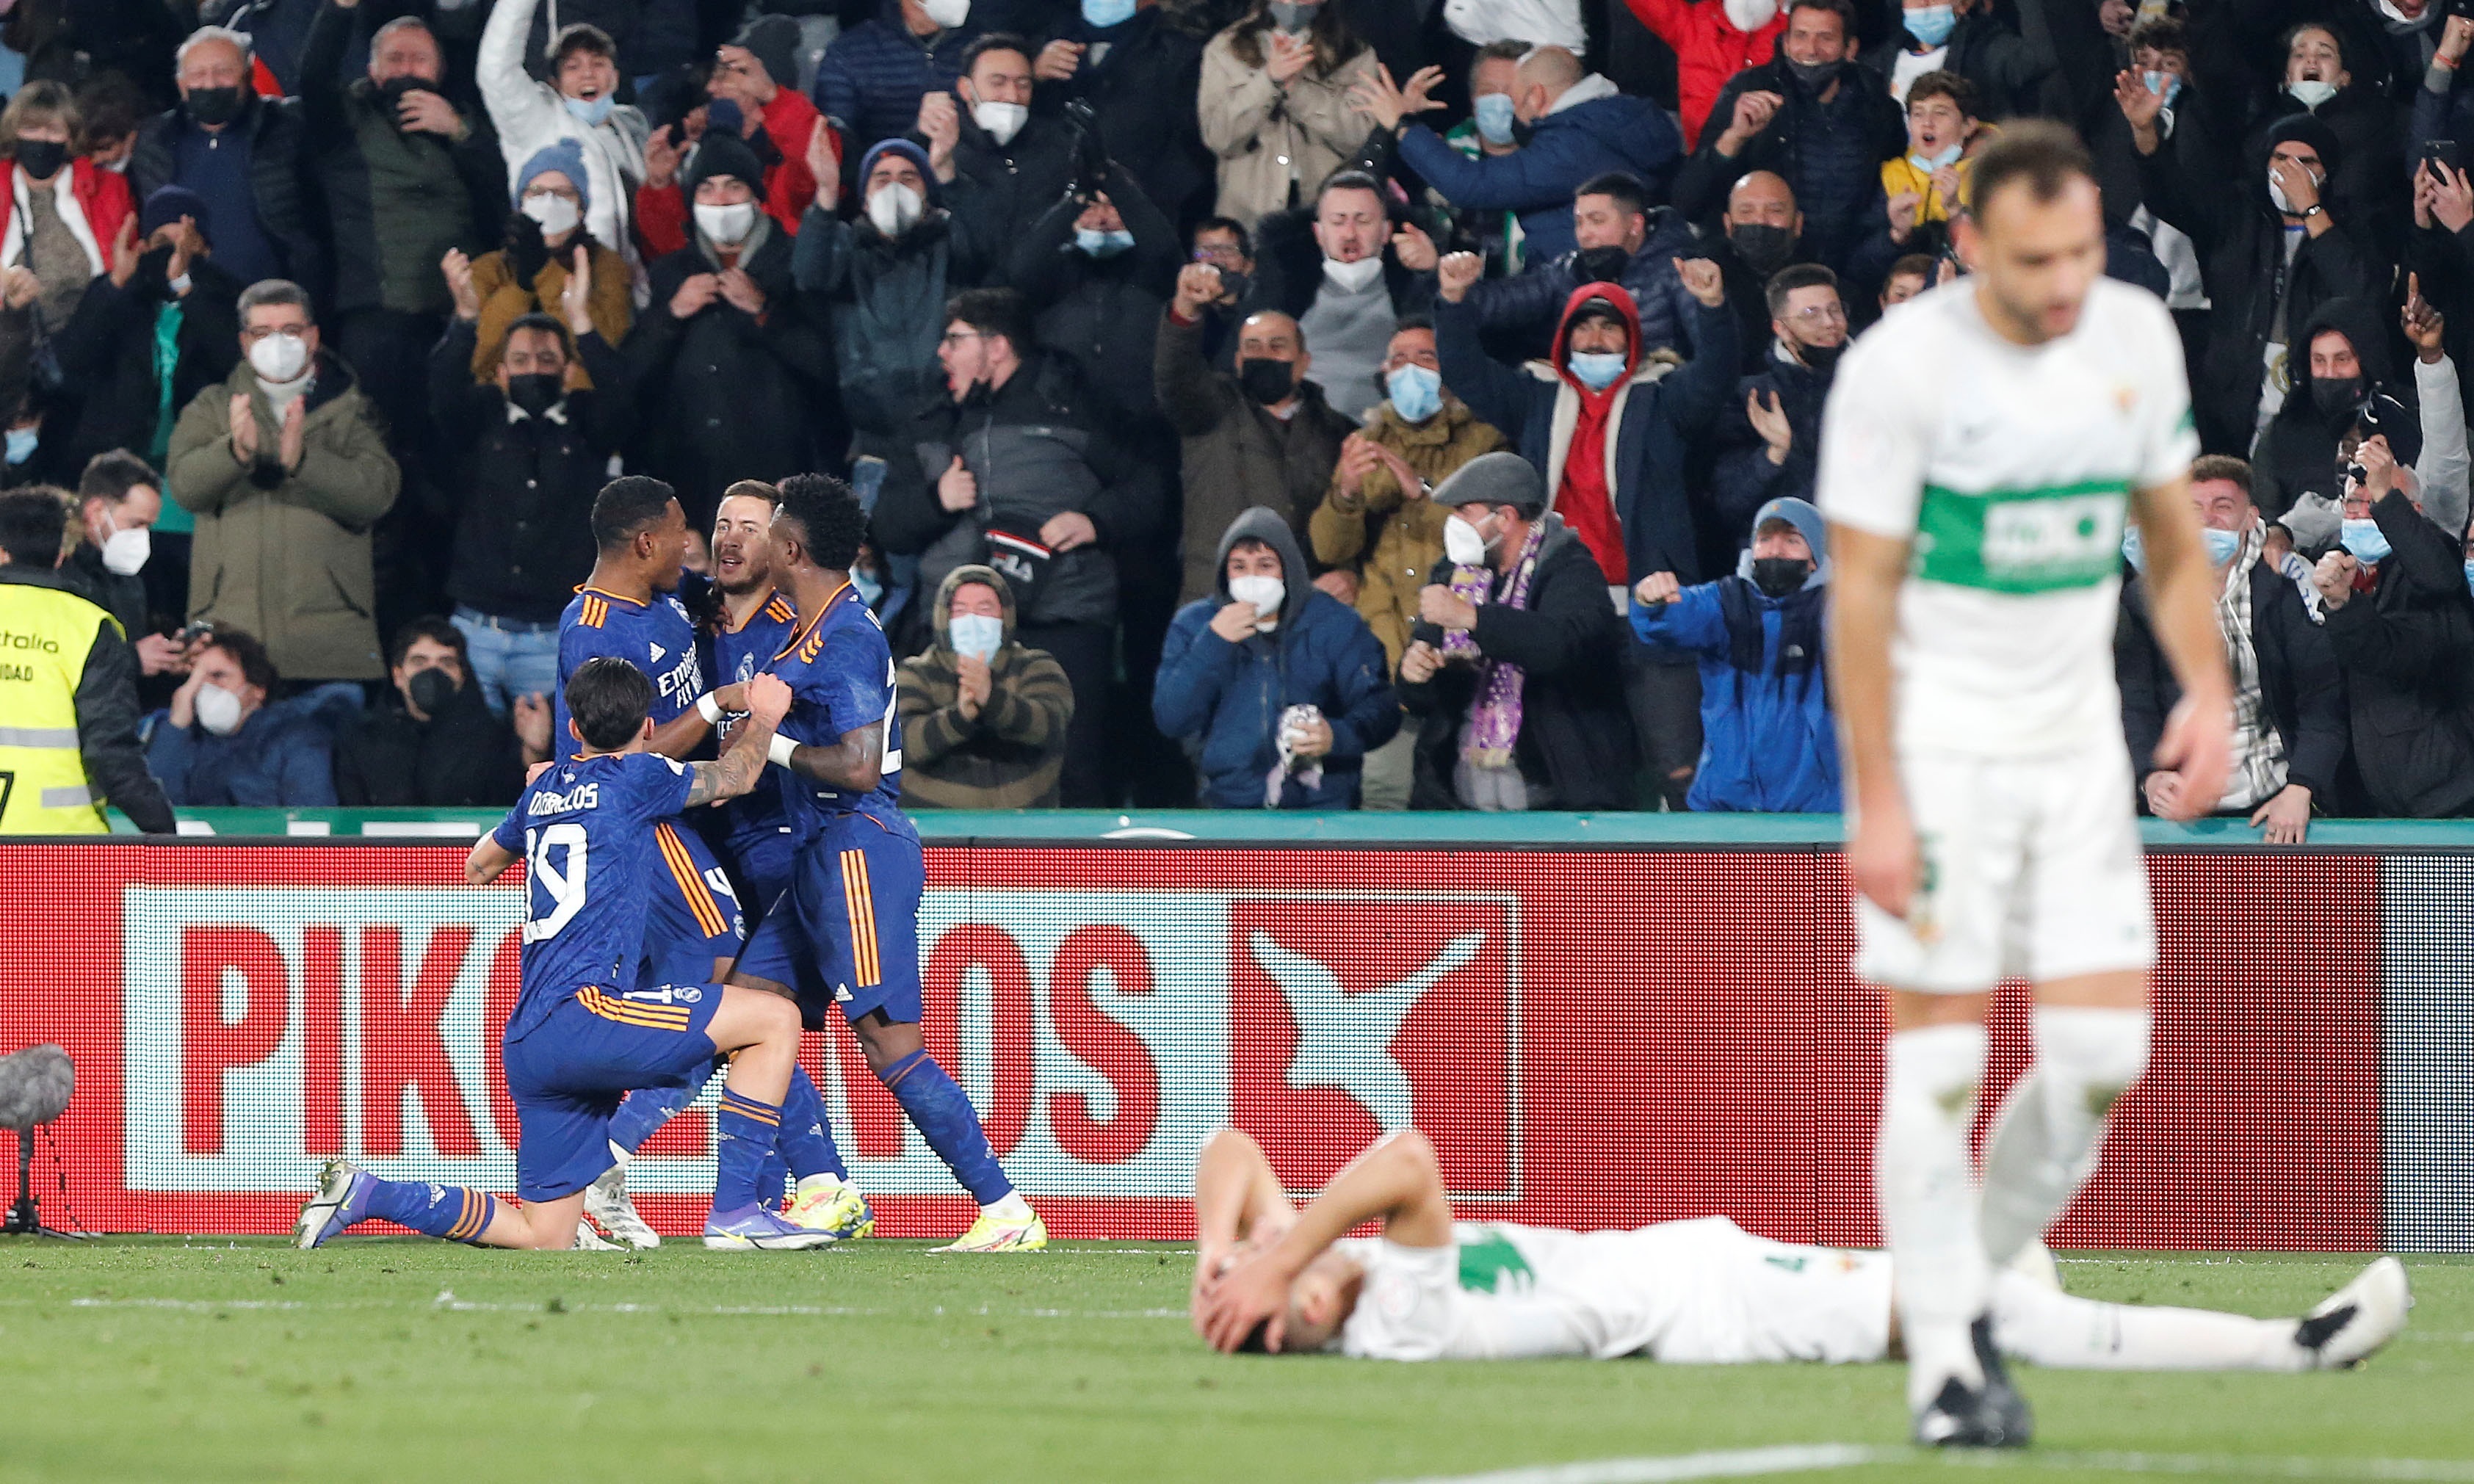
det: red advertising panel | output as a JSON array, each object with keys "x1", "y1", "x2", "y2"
[{"x1": 0, "y1": 841, "x2": 2383, "y2": 1247}]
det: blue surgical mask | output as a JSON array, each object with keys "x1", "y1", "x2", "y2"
[
  {"x1": 948, "y1": 612, "x2": 1004, "y2": 661},
  {"x1": 563, "y1": 93, "x2": 617, "y2": 127},
  {"x1": 1074, "y1": 227, "x2": 1135, "y2": 256},
  {"x1": 853, "y1": 568, "x2": 886, "y2": 608},
  {"x1": 2121, "y1": 525, "x2": 2145, "y2": 573},
  {"x1": 2463, "y1": 559, "x2": 2474, "y2": 598},
  {"x1": 1472, "y1": 93, "x2": 1516, "y2": 147},
  {"x1": 2202, "y1": 526, "x2": 2243, "y2": 565},
  {"x1": 1386, "y1": 363, "x2": 1442, "y2": 422},
  {"x1": 1903, "y1": 4, "x2": 1956, "y2": 46},
  {"x1": 1567, "y1": 351, "x2": 1627, "y2": 391},
  {"x1": 1082, "y1": 0, "x2": 1136, "y2": 28},
  {"x1": 2144, "y1": 70, "x2": 2182, "y2": 111},
  {"x1": 2341, "y1": 517, "x2": 2392, "y2": 564},
  {"x1": 4, "y1": 427, "x2": 35, "y2": 466},
  {"x1": 1909, "y1": 143, "x2": 1963, "y2": 173}
]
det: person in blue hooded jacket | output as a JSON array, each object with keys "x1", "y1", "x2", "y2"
[
  {"x1": 1627, "y1": 495, "x2": 1839, "y2": 813},
  {"x1": 1154, "y1": 504, "x2": 1398, "y2": 808}
]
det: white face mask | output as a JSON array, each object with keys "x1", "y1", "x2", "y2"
[
  {"x1": 1228, "y1": 573, "x2": 1285, "y2": 628},
  {"x1": 693, "y1": 200, "x2": 757, "y2": 245},
  {"x1": 195, "y1": 683, "x2": 245, "y2": 736},
  {"x1": 1721, "y1": 0, "x2": 1779, "y2": 29},
  {"x1": 972, "y1": 100, "x2": 1027, "y2": 145},
  {"x1": 867, "y1": 181, "x2": 925, "y2": 238},
  {"x1": 1323, "y1": 255, "x2": 1384, "y2": 292},
  {"x1": 948, "y1": 612, "x2": 1004, "y2": 661},
  {"x1": 2288, "y1": 79, "x2": 2338, "y2": 109},
  {"x1": 2267, "y1": 163, "x2": 2319, "y2": 215},
  {"x1": 920, "y1": 0, "x2": 970, "y2": 26},
  {"x1": 1444, "y1": 511, "x2": 1498, "y2": 566},
  {"x1": 521, "y1": 192, "x2": 582, "y2": 238},
  {"x1": 100, "y1": 523, "x2": 150, "y2": 575},
  {"x1": 247, "y1": 331, "x2": 309, "y2": 383}
]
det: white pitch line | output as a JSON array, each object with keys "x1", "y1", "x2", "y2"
[
  {"x1": 1961, "y1": 1451, "x2": 2474, "y2": 1481},
  {"x1": 1381, "y1": 1447, "x2": 2474, "y2": 1484},
  {"x1": 1373, "y1": 1444, "x2": 1896, "y2": 1484},
  {"x1": 39, "y1": 1295, "x2": 1186, "y2": 1321}
]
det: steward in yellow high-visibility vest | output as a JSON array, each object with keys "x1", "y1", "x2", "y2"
[{"x1": 0, "y1": 490, "x2": 175, "y2": 834}]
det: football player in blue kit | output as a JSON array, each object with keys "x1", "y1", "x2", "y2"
[
  {"x1": 295, "y1": 658, "x2": 839, "y2": 1250},
  {"x1": 730, "y1": 473, "x2": 1048, "y2": 1251}
]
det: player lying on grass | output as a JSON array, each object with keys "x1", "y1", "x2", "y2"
[
  {"x1": 1190, "y1": 1127, "x2": 2409, "y2": 1370},
  {"x1": 297, "y1": 658, "x2": 834, "y2": 1252}
]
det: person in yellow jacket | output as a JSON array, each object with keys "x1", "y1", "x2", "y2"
[
  {"x1": 1878, "y1": 72, "x2": 1984, "y2": 253},
  {"x1": 0, "y1": 488, "x2": 175, "y2": 833}
]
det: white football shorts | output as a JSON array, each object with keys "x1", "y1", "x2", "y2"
[{"x1": 1649, "y1": 1217, "x2": 1894, "y2": 1365}]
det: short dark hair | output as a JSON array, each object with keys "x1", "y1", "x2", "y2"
[
  {"x1": 78, "y1": 449, "x2": 157, "y2": 507},
  {"x1": 0, "y1": 488, "x2": 66, "y2": 565},
  {"x1": 565, "y1": 655, "x2": 653, "y2": 751},
  {"x1": 944, "y1": 286, "x2": 1033, "y2": 359},
  {"x1": 1193, "y1": 214, "x2": 1253, "y2": 258},
  {"x1": 1574, "y1": 171, "x2": 1649, "y2": 220},
  {"x1": 961, "y1": 31, "x2": 1032, "y2": 72},
  {"x1": 1392, "y1": 312, "x2": 1435, "y2": 336},
  {"x1": 1471, "y1": 37, "x2": 1528, "y2": 86},
  {"x1": 74, "y1": 74, "x2": 146, "y2": 151},
  {"x1": 206, "y1": 626, "x2": 278, "y2": 693},
  {"x1": 774, "y1": 472, "x2": 869, "y2": 572},
  {"x1": 1765, "y1": 262, "x2": 1840, "y2": 317},
  {"x1": 1786, "y1": 0, "x2": 1853, "y2": 30},
  {"x1": 1966, "y1": 120, "x2": 2097, "y2": 222},
  {"x1": 502, "y1": 311, "x2": 572, "y2": 361},
  {"x1": 2191, "y1": 455, "x2": 2253, "y2": 496},
  {"x1": 387, "y1": 615, "x2": 468, "y2": 671},
  {"x1": 720, "y1": 478, "x2": 780, "y2": 506},
  {"x1": 1887, "y1": 253, "x2": 1937, "y2": 285},
  {"x1": 590, "y1": 476, "x2": 679, "y2": 552},
  {"x1": 2127, "y1": 17, "x2": 2188, "y2": 58},
  {"x1": 549, "y1": 21, "x2": 616, "y2": 65},
  {"x1": 2279, "y1": 20, "x2": 2346, "y2": 70},
  {"x1": 1315, "y1": 168, "x2": 1385, "y2": 211},
  {"x1": 1905, "y1": 69, "x2": 1976, "y2": 118}
]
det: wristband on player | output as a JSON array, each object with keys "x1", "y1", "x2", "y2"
[
  {"x1": 768, "y1": 733, "x2": 798, "y2": 767},
  {"x1": 696, "y1": 692, "x2": 724, "y2": 724}
]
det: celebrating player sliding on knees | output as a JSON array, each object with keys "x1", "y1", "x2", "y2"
[
  {"x1": 296, "y1": 659, "x2": 827, "y2": 1251},
  {"x1": 1817, "y1": 123, "x2": 2237, "y2": 1447}
]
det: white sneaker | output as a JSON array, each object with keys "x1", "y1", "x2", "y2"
[
  {"x1": 571, "y1": 1221, "x2": 623, "y2": 1250},
  {"x1": 2298, "y1": 1256, "x2": 2412, "y2": 1369},
  {"x1": 583, "y1": 1162, "x2": 662, "y2": 1249},
  {"x1": 2005, "y1": 1239, "x2": 2063, "y2": 1293}
]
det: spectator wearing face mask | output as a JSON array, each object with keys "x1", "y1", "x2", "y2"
[
  {"x1": 60, "y1": 451, "x2": 174, "y2": 674},
  {"x1": 1246, "y1": 170, "x2": 1434, "y2": 423},
  {"x1": 815, "y1": 0, "x2": 980, "y2": 179},
  {"x1": 1702, "y1": 170, "x2": 1812, "y2": 373},
  {"x1": 1862, "y1": 0, "x2": 2052, "y2": 116},
  {"x1": 2309, "y1": 444, "x2": 2474, "y2": 817},
  {"x1": 629, "y1": 130, "x2": 831, "y2": 529},
  {"x1": 1359, "y1": 45, "x2": 1682, "y2": 268},
  {"x1": 1671, "y1": 0, "x2": 1904, "y2": 275},
  {"x1": 897, "y1": 564, "x2": 1077, "y2": 808},
  {"x1": 448, "y1": 141, "x2": 632, "y2": 384},
  {"x1": 477, "y1": 0, "x2": 650, "y2": 285},
  {"x1": 1707, "y1": 264, "x2": 1842, "y2": 558},
  {"x1": 1455, "y1": 173, "x2": 1704, "y2": 364},
  {"x1": 1030, "y1": 0, "x2": 1212, "y2": 231},
  {"x1": 917, "y1": 34, "x2": 1075, "y2": 250},
  {"x1": 1627, "y1": 494, "x2": 1837, "y2": 812},
  {"x1": 167, "y1": 280, "x2": 400, "y2": 682},
  {"x1": 637, "y1": 22, "x2": 828, "y2": 261},
  {"x1": 0, "y1": 82, "x2": 134, "y2": 405},
  {"x1": 333, "y1": 617, "x2": 538, "y2": 806},
  {"x1": 1411, "y1": 41, "x2": 1533, "y2": 275},
  {"x1": 1397, "y1": 452, "x2": 1635, "y2": 811},
  {"x1": 1013, "y1": 162, "x2": 1182, "y2": 441},
  {"x1": 1154, "y1": 505, "x2": 1396, "y2": 808},
  {"x1": 2246, "y1": 21, "x2": 2407, "y2": 260},
  {"x1": 142, "y1": 626, "x2": 344, "y2": 806},
  {"x1": 1159, "y1": 259, "x2": 1355, "y2": 604},
  {"x1": 2251, "y1": 290, "x2": 2470, "y2": 533},
  {"x1": 1854, "y1": 69, "x2": 1976, "y2": 285},
  {"x1": 129, "y1": 27, "x2": 323, "y2": 303},
  {"x1": 1620, "y1": 0, "x2": 1788, "y2": 151},
  {"x1": 2117, "y1": 455, "x2": 2342, "y2": 846},
  {"x1": 1199, "y1": 0, "x2": 1378, "y2": 229}
]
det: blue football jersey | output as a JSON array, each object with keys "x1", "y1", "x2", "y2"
[
  {"x1": 711, "y1": 588, "x2": 798, "y2": 851},
  {"x1": 766, "y1": 579, "x2": 908, "y2": 839},
  {"x1": 553, "y1": 585, "x2": 706, "y2": 760},
  {"x1": 491, "y1": 751, "x2": 696, "y2": 1039}
]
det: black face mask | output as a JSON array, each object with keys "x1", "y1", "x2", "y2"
[
  {"x1": 12, "y1": 140, "x2": 66, "y2": 181},
  {"x1": 1785, "y1": 57, "x2": 1842, "y2": 93},
  {"x1": 1509, "y1": 117, "x2": 1536, "y2": 148},
  {"x1": 1731, "y1": 223, "x2": 1797, "y2": 277},
  {"x1": 134, "y1": 243, "x2": 176, "y2": 292},
  {"x1": 378, "y1": 76, "x2": 432, "y2": 120},
  {"x1": 1214, "y1": 268, "x2": 1250, "y2": 304},
  {"x1": 1798, "y1": 339, "x2": 1845, "y2": 373},
  {"x1": 1237, "y1": 356, "x2": 1295, "y2": 405},
  {"x1": 1751, "y1": 556, "x2": 1812, "y2": 598},
  {"x1": 407, "y1": 666, "x2": 458, "y2": 717},
  {"x1": 186, "y1": 84, "x2": 246, "y2": 128},
  {"x1": 2311, "y1": 375, "x2": 2364, "y2": 420},
  {"x1": 507, "y1": 372, "x2": 563, "y2": 416},
  {"x1": 1573, "y1": 245, "x2": 1631, "y2": 286}
]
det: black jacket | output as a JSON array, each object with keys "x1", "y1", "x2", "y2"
[
  {"x1": 1707, "y1": 347, "x2": 1834, "y2": 557},
  {"x1": 1861, "y1": 12, "x2": 2056, "y2": 121},
  {"x1": 129, "y1": 96, "x2": 328, "y2": 308},
  {"x1": 1461, "y1": 207, "x2": 1704, "y2": 364},
  {"x1": 1399, "y1": 516, "x2": 1638, "y2": 811},
  {"x1": 40, "y1": 258, "x2": 244, "y2": 484},
  {"x1": 0, "y1": 564, "x2": 175, "y2": 833},
  {"x1": 2322, "y1": 490, "x2": 2474, "y2": 818},
  {"x1": 430, "y1": 319, "x2": 628, "y2": 623},
  {"x1": 61, "y1": 538, "x2": 147, "y2": 640},
  {"x1": 333, "y1": 681, "x2": 523, "y2": 807},
  {"x1": 1009, "y1": 163, "x2": 1183, "y2": 435},
  {"x1": 2116, "y1": 554, "x2": 2346, "y2": 808},
  {"x1": 2251, "y1": 297, "x2": 2420, "y2": 521},
  {"x1": 941, "y1": 111, "x2": 1079, "y2": 257},
  {"x1": 629, "y1": 223, "x2": 833, "y2": 526},
  {"x1": 1672, "y1": 57, "x2": 1906, "y2": 272},
  {"x1": 1033, "y1": 5, "x2": 1211, "y2": 228}
]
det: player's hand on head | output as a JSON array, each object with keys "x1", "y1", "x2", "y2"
[{"x1": 1199, "y1": 1246, "x2": 1292, "y2": 1353}]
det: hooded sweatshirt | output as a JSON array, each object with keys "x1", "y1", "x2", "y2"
[
  {"x1": 894, "y1": 563, "x2": 1077, "y2": 808},
  {"x1": 1550, "y1": 284, "x2": 1641, "y2": 585}
]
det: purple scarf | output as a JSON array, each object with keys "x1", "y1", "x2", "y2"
[{"x1": 1452, "y1": 521, "x2": 1547, "y2": 768}]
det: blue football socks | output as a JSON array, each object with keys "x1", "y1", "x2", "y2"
[
  {"x1": 607, "y1": 1081, "x2": 699, "y2": 1157},
  {"x1": 776, "y1": 1065, "x2": 848, "y2": 1184},
  {"x1": 878, "y1": 1049, "x2": 1012, "y2": 1204},
  {"x1": 714, "y1": 1088, "x2": 785, "y2": 1211},
  {"x1": 366, "y1": 1176, "x2": 499, "y2": 1244}
]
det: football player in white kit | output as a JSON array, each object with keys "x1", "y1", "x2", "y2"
[
  {"x1": 1818, "y1": 123, "x2": 2240, "y2": 1446},
  {"x1": 1189, "y1": 1128, "x2": 2407, "y2": 1374}
]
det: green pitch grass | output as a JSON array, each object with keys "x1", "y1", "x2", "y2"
[{"x1": 1, "y1": 1239, "x2": 2467, "y2": 1484}]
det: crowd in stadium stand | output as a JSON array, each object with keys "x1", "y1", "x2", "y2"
[{"x1": 7, "y1": 0, "x2": 2474, "y2": 833}]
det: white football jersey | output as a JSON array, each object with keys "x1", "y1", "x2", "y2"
[{"x1": 1817, "y1": 275, "x2": 2198, "y2": 757}]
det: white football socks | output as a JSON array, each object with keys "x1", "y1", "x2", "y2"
[
  {"x1": 795, "y1": 1173, "x2": 844, "y2": 1198},
  {"x1": 1878, "y1": 1022, "x2": 1992, "y2": 1408},
  {"x1": 1980, "y1": 1008, "x2": 2151, "y2": 1267},
  {"x1": 1991, "y1": 1270, "x2": 2307, "y2": 1372},
  {"x1": 985, "y1": 1192, "x2": 1034, "y2": 1221}
]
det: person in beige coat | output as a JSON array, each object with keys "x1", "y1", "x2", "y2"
[
  {"x1": 1197, "y1": 2, "x2": 1378, "y2": 228},
  {"x1": 167, "y1": 279, "x2": 400, "y2": 682}
]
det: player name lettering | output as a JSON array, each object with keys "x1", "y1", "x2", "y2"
[{"x1": 528, "y1": 782, "x2": 600, "y2": 815}]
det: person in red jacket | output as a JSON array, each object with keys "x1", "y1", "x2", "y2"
[
  {"x1": 636, "y1": 18, "x2": 836, "y2": 262},
  {"x1": 0, "y1": 80, "x2": 136, "y2": 361},
  {"x1": 1622, "y1": 0, "x2": 1787, "y2": 149}
]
